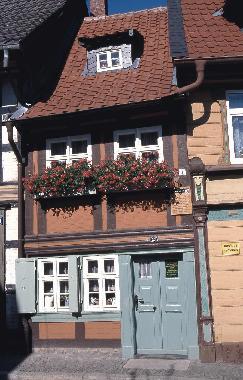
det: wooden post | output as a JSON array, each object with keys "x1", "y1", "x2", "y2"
[{"x1": 189, "y1": 157, "x2": 216, "y2": 362}]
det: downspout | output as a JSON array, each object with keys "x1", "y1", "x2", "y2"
[
  {"x1": 6, "y1": 121, "x2": 24, "y2": 259},
  {"x1": 176, "y1": 60, "x2": 206, "y2": 94}
]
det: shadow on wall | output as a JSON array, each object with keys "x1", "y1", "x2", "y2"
[{"x1": 0, "y1": 282, "x2": 32, "y2": 379}]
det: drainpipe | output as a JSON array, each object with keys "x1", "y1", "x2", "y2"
[
  {"x1": 6, "y1": 121, "x2": 24, "y2": 258},
  {"x1": 176, "y1": 60, "x2": 206, "y2": 94}
]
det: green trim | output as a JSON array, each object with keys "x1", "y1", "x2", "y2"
[
  {"x1": 120, "y1": 247, "x2": 194, "y2": 256},
  {"x1": 31, "y1": 311, "x2": 121, "y2": 323},
  {"x1": 208, "y1": 207, "x2": 243, "y2": 221}
]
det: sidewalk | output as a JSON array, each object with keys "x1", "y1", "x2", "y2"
[{"x1": 1, "y1": 348, "x2": 243, "y2": 379}]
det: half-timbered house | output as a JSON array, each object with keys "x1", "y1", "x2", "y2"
[{"x1": 13, "y1": 0, "x2": 202, "y2": 359}]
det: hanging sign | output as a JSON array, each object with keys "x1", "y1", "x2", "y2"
[{"x1": 222, "y1": 242, "x2": 240, "y2": 256}]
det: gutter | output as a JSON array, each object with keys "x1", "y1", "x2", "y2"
[
  {"x1": 176, "y1": 60, "x2": 206, "y2": 94},
  {"x1": 6, "y1": 121, "x2": 24, "y2": 258}
]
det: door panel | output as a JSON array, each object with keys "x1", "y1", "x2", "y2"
[{"x1": 134, "y1": 259, "x2": 162, "y2": 352}]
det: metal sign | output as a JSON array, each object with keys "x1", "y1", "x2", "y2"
[{"x1": 222, "y1": 242, "x2": 240, "y2": 256}]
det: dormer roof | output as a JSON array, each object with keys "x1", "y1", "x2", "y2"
[{"x1": 23, "y1": 7, "x2": 174, "y2": 120}]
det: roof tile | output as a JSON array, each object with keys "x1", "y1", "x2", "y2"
[
  {"x1": 181, "y1": 0, "x2": 243, "y2": 59},
  {"x1": 24, "y1": 7, "x2": 173, "y2": 120}
]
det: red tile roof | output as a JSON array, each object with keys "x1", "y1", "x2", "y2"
[
  {"x1": 181, "y1": 0, "x2": 243, "y2": 59},
  {"x1": 24, "y1": 7, "x2": 173, "y2": 120}
]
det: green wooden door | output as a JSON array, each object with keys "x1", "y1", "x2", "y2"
[{"x1": 133, "y1": 254, "x2": 197, "y2": 356}]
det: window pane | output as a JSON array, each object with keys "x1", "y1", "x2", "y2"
[
  {"x1": 141, "y1": 151, "x2": 159, "y2": 162},
  {"x1": 141, "y1": 132, "x2": 158, "y2": 146},
  {"x1": 105, "y1": 279, "x2": 115, "y2": 291},
  {"x1": 233, "y1": 116, "x2": 243, "y2": 158},
  {"x1": 111, "y1": 51, "x2": 120, "y2": 59},
  {"x1": 104, "y1": 259, "x2": 115, "y2": 273},
  {"x1": 118, "y1": 134, "x2": 135, "y2": 148},
  {"x1": 71, "y1": 140, "x2": 87, "y2": 154},
  {"x1": 89, "y1": 293, "x2": 99, "y2": 306},
  {"x1": 106, "y1": 293, "x2": 116, "y2": 306},
  {"x1": 59, "y1": 262, "x2": 68, "y2": 275},
  {"x1": 44, "y1": 295, "x2": 54, "y2": 308},
  {"x1": 44, "y1": 263, "x2": 53, "y2": 276},
  {"x1": 99, "y1": 53, "x2": 108, "y2": 69},
  {"x1": 89, "y1": 279, "x2": 99, "y2": 292},
  {"x1": 111, "y1": 51, "x2": 121, "y2": 67},
  {"x1": 50, "y1": 160, "x2": 66, "y2": 168},
  {"x1": 59, "y1": 280, "x2": 69, "y2": 293},
  {"x1": 99, "y1": 53, "x2": 107, "y2": 61},
  {"x1": 139, "y1": 262, "x2": 152, "y2": 278},
  {"x1": 44, "y1": 281, "x2": 54, "y2": 293},
  {"x1": 229, "y1": 94, "x2": 243, "y2": 109},
  {"x1": 60, "y1": 295, "x2": 69, "y2": 307},
  {"x1": 50, "y1": 142, "x2": 66, "y2": 156},
  {"x1": 88, "y1": 260, "x2": 98, "y2": 273}
]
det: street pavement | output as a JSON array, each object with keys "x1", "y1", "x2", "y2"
[{"x1": 1, "y1": 348, "x2": 243, "y2": 379}]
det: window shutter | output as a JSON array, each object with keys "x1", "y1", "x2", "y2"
[
  {"x1": 68, "y1": 255, "x2": 81, "y2": 313},
  {"x1": 121, "y1": 45, "x2": 132, "y2": 69},
  {"x1": 87, "y1": 50, "x2": 98, "y2": 75},
  {"x1": 15, "y1": 258, "x2": 36, "y2": 314}
]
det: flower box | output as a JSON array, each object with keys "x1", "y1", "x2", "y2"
[{"x1": 23, "y1": 155, "x2": 179, "y2": 200}]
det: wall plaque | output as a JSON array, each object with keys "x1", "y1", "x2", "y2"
[
  {"x1": 165, "y1": 261, "x2": 178, "y2": 278},
  {"x1": 171, "y1": 187, "x2": 192, "y2": 216},
  {"x1": 222, "y1": 242, "x2": 240, "y2": 256}
]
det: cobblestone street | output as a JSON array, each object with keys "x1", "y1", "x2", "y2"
[{"x1": 1, "y1": 349, "x2": 243, "y2": 380}]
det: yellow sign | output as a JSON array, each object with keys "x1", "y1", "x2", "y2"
[{"x1": 222, "y1": 242, "x2": 240, "y2": 256}]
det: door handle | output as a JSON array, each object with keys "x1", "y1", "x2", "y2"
[{"x1": 134, "y1": 295, "x2": 144, "y2": 310}]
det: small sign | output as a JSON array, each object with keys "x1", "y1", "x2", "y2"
[
  {"x1": 171, "y1": 187, "x2": 192, "y2": 216},
  {"x1": 165, "y1": 261, "x2": 178, "y2": 278},
  {"x1": 222, "y1": 242, "x2": 240, "y2": 256}
]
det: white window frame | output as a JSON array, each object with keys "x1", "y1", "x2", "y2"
[
  {"x1": 114, "y1": 126, "x2": 164, "y2": 162},
  {"x1": 38, "y1": 258, "x2": 69, "y2": 313},
  {"x1": 46, "y1": 134, "x2": 92, "y2": 167},
  {"x1": 226, "y1": 90, "x2": 243, "y2": 164},
  {"x1": 83, "y1": 255, "x2": 120, "y2": 312},
  {"x1": 97, "y1": 49, "x2": 123, "y2": 72}
]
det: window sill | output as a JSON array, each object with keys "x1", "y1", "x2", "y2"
[{"x1": 31, "y1": 311, "x2": 121, "y2": 323}]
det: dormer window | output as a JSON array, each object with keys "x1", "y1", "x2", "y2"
[
  {"x1": 80, "y1": 29, "x2": 143, "y2": 77},
  {"x1": 97, "y1": 49, "x2": 123, "y2": 72}
]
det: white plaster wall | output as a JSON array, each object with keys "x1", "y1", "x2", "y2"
[
  {"x1": 2, "y1": 125, "x2": 18, "y2": 182},
  {"x1": 6, "y1": 207, "x2": 18, "y2": 242},
  {"x1": 5, "y1": 248, "x2": 18, "y2": 285}
]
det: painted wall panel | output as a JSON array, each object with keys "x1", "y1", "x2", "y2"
[
  {"x1": 46, "y1": 206, "x2": 94, "y2": 234},
  {"x1": 208, "y1": 219, "x2": 243, "y2": 343},
  {"x1": 187, "y1": 92, "x2": 224, "y2": 165},
  {"x1": 207, "y1": 177, "x2": 243, "y2": 204}
]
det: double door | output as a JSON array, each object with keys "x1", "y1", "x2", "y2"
[{"x1": 133, "y1": 254, "x2": 197, "y2": 356}]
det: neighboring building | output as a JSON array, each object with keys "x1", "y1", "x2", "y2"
[
  {"x1": 168, "y1": 0, "x2": 243, "y2": 362},
  {"x1": 14, "y1": 0, "x2": 202, "y2": 359},
  {"x1": 0, "y1": 0, "x2": 87, "y2": 351}
]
